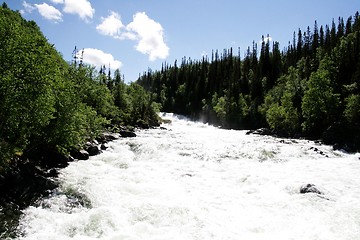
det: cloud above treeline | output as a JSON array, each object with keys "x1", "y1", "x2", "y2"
[
  {"x1": 96, "y1": 11, "x2": 169, "y2": 61},
  {"x1": 96, "y1": 11, "x2": 123, "y2": 37},
  {"x1": 21, "y1": 0, "x2": 94, "y2": 22},
  {"x1": 78, "y1": 48, "x2": 122, "y2": 70},
  {"x1": 20, "y1": 0, "x2": 169, "y2": 64}
]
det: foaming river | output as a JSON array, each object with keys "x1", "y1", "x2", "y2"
[{"x1": 15, "y1": 113, "x2": 360, "y2": 239}]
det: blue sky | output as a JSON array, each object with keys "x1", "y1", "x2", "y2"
[{"x1": 7, "y1": 0, "x2": 359, "y2": 82}]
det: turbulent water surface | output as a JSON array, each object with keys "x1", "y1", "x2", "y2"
[{"x1": 14, "y1": 113, "x2": 360, "y2": 239}]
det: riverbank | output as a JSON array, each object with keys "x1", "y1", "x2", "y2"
[
  {"x1": 246, "y1": 123, "x2": 360, "y2": 154},
  {"x1": 0, "y1": 128, "x2": 138, "y2": 238}
]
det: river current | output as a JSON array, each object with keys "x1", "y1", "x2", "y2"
[{"x1": 14, "y1": 113, "x2": 360, "y2": 239}]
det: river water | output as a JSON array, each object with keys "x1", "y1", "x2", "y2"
[{"x1": 14, "y1": 113, "x2": 360, "y2": 239}]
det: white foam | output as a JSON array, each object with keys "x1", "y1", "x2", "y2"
[{"x1": 18, "y1": 113, "x2": 360, "y2": 239}]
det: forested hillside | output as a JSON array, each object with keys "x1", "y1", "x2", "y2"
[
  {"x1": 137, "y1": 12, "x2": 360, "y2": 151},
  {"x1": 0, "y1": 4, "x2": 159, "y2": 172}
]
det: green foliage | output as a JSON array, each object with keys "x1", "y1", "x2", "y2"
[
  {"x1": 212, "y1": 93, "x2": 227, "y2": 125},
  {"x1": 126, "y1": 83, "x2": 159, "y2": 126},
  {"x1": 68, "y1": 65, "x2": 117, "y2": 119},
  {"x1": 265, "y1": 92, "x2": 299, "y2": 135},
  {"x1": 259, "y1": 67, "x2": 303, "y2": 135},
  {"x1": 0, "y1": 8, "x2": 160, "y2": 171},
  {"x1": 238, "y1": 93, "x2": 250, "y2": 119},
  {"x1": 301, "y1": 57, "x2": 340, "y2": 135},
  {"x1": 344, "y1": 94, "x2": 360, "y2": 125},
  {"x1": 0, "y1": 7, "x2": 60, "y2": 150}
]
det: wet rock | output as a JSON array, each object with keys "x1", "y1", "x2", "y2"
[
  {"x1": 300, "y1": 183, "x2": 323, "y2": 195},
  {"x1": 120, "y1": 130, "x2": 137, "y2": 138},
  {"x1": 96, "y1": 132, "x2": 118, "y2": 144},
  {"x1": 101, "y1": 144, "x2": 107, "y2": 150},
  {"x1": 309, "y1": 147, "x2": 329, "y2": 158},
  {"x1": 136, "y1": 120, "x2": 150, "y2": 129},
  {"x1": 161, "y1": 119, "x2": 172, "y2": 124},
  {"x1": 0, "y1": 159, "x2": 57, "y2": 210},
  {"x1": 86, "y1": 145, "x2": 100, "y2": 156},
  {"x1": 25, "y1": 146, "x2": 70, "y2": 169},
  {"x1": 182, "y1": 173, "x2": 194, "y2": 177},
  {"x1": 246, "y1": 128, "x2": 274, "y2": 136},
  {"x1": 70, "y1": 149, "x2": 89, "y2": 160},
  {"x1": 47, "y1": 168, "x2": 58, "y2": 178}
]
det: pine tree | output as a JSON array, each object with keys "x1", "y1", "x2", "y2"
[
  {"x1": 312, "y1": 21, "x2": 319, "y2": 53},
  {"x1": 297, "y1": 29, "x2": 303, "y2": 57},
  {"x1": 1, "y1": 2, "x2": 8, "y2": 9}
]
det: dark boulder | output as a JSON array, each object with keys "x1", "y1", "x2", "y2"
[
  {"x1": 96, "y1": 132, "x2": 118, "y2": 144},
  {"x1": 120, "y1": 130, "x2": 137, "y2": 138},
  {"x1": 0, "y1": 157, "x2": 58, "y2": 237},
  {"x1": 70, "y1": 149, "x2": 89, "y2": 160},
  {"x1": 0, "y1": 158, "x2": 57, "y2": 208},
  {"x1": 24, "y1": 145, "x2": 70, "y2": 169},
  {"x1": 136, "y1": 121, "x2": 150, "y2": 129},
  {"x1": 86, "y1": 145, "x2": 100, "y2": 156},
  {"x1": 300, "y1": 183, "x2": 323, "y2": 195}
]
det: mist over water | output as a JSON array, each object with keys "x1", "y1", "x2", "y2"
[{"x1": 16, "y1": 113, "x2": 360, "y2": 239}]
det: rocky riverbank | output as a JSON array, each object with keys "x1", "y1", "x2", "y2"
[
  {"x1": 246, "y1": 123, "x2": 360, "y2": 153},
  {"x1": 0, "y1": 129, "x2": 137, "y2": 238}
]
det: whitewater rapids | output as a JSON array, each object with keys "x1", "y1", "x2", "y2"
[{"x1": 16, "y1": 113, "x2": 360, "y2": 240}]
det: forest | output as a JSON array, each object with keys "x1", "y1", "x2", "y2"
[
  {"x1": 0, "y1": 4, "x2": 160, "y2": 173},
  {"x1": 137, "y1": 12, "x2": 360, "y2": 152}
]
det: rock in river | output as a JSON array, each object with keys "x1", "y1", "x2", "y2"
[{"x1": 300, "y1": 183, "x2": 323, "y2": 194}]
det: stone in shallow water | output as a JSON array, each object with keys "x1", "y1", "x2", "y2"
[
  {"x1": 300, "y1": 183, "x2": 323, "y2": 194},
  {"x1": 86, "y1": 145, "x2": 100, "y2": 156},
  {"x1": 120, "y1": 130, "x2": 137, "y2": 138},
  {"x1": 70, "y1": 149, "x2": 89, "y2": 160}
]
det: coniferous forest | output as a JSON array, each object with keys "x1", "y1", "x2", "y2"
[
  {"x1": 137, "y1": 12, "x2": 360, "y2": 152},
  {"x1": 0, "y1": 4, "x2": 160, "y2": 173}
]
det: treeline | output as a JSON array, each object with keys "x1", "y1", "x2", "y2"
[
  {"x1": 138, "y1": 12, "x2": 360, "y2": 150},
  {"x1": 0, "y1": 5, "x2": 159, "y2": 172}
]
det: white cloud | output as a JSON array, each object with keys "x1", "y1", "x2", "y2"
[
  {"x1": 63, "y1": 0, "x2": 95, "y2": 22},
  {"x1": 80, "y1": 48, "x2": 122, "y2": 70},
  {"x1": 96, "y1": 11, "x2": 169, "y2": 61},
  {"x1": 50, "y1": 0, "x2": 64, "y2": 4},
  {"x1": 34, "y1": 3, "x2": 63, "y2": 22},
  {"x1": 20, "y1": 1, "x2": 36, "y2": 15},
  {"x1": 126, "y1": 12, "x2": 169, "y2": 61},
  {"x1": 96, "y1": 11, "x2": 124, "y2": 37}
]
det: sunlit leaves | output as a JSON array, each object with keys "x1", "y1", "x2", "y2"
[
  {"x1": 0, "y1": 7, "x2": 160, "y2": 171},
  {"x1": 301, "y1": 57, "x2": 340, "y2": 135},
  {"x1": 344, "y1": 94, "x2": 360, "y2": 125}
]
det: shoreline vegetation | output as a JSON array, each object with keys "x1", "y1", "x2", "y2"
[
  {"x1": 0, "y1": 2, "x2": 359, "y2": 237},
  {"x1": 137, "y1": 11, "x2": 360, "y2": 153},
  {"x1": 0, "y1": 4, "x2": 161, "y2": 237},
  {"x1": 0, "y1": 4, "x2": 161, "y2": 174}
]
